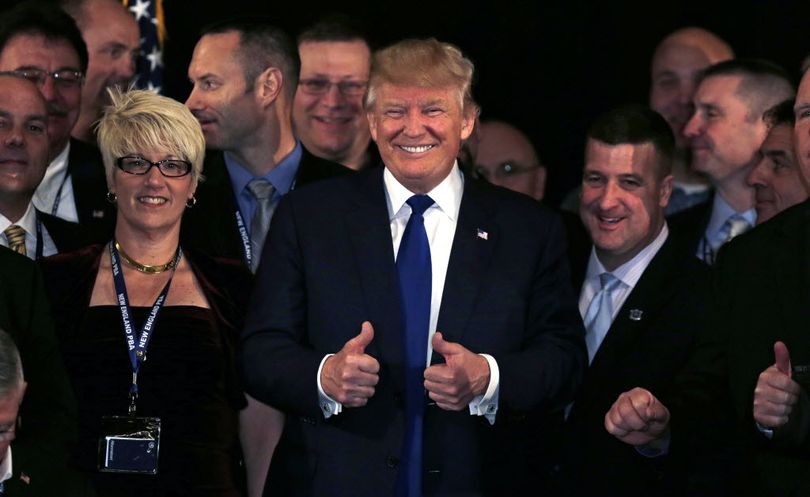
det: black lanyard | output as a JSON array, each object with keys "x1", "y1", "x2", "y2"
[{"x1": 110, "y1": 242, "x2": 181, "y2": 415}]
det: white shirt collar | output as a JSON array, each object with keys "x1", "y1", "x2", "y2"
[
  {"x1": 32, "y1": 142, "x2": 70, "y2": 214},
  {"x1": 0, "y1": 202, "x2": 37, "y2": 238},
  {"x1": 706, "y1": 193, "x2": 756, "y2": 244},
  {"x1": 585, "y1": 223, "x2": 669, "y2": 290},
  {"x1": 0, "y1": 445, "x2": 12, "y2": 483},
  {"x1": 383, "y1": 161, "x2": 464, "y2": 221}
]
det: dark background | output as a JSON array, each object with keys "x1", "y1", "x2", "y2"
[{"x1": 18, "y1": 0, "x2": 810, "y2": 205}]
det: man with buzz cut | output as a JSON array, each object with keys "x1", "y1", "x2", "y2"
[
  {"x1": 551, "y1": 105, "x2": 721, "y2": 496},
  {"x1": 241, "y1": 37, "x2": 585, "y2": 497},
  {"x1": 670, "y1": 59, "x2": 794, "y2": 263},
  {"x1": 184, "y1": 18, "x2": 350, "y2": 274}
]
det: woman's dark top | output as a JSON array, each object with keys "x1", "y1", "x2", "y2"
[{"x1": 41, "y1": 245, "x2": 252, "y2": 497}]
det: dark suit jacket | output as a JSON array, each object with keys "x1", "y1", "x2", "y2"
[
  {"x1": 37, "y1": 210, "x2": 92, "y2": 256},
  {"x1": 554, "y1": 230, "x2": 720, "y2": 496},
  {"x1": 240, "y1": 167, "x2": 587, "y2": 497},
  {"x1": 180, "y1": 146, "x2": 351, "y2": 268},
  {"x1": 0, "y1": 247, "x2": 80, "y2": 496},
  {"x1": 666, "y1": 195, "x2": 711, "y2": 258},
  {"x1": 712, "y1": 199, "x2": 810, "y2": 496},
  {"x1": 66, "y1": 139, "x2": 115, "y2": 241}
]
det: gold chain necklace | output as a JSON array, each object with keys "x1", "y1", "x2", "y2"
[{"x1": 114, "y1": 240, "x2": 178, "y2": 274}]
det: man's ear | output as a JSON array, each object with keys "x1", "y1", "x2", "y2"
[
  {"x1": 367, "y1": 111, "x2": 378, "y2": 142},
  {"x1": 659, "y1": 174, "x2": 674, "y2": 208},
  {"x1": 256, "y1": 67, "x2": 284, "y2": 107}
]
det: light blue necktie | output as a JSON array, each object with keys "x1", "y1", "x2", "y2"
[{"x1": 583, "y1": 273, "x2": 621, "y2": 363}]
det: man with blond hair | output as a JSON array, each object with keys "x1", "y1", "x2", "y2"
[{"x1": 241, "y1": 38, "x2": 585, "y2": 497}]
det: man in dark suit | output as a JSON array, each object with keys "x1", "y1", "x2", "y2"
[
  {"x1": 183, "y1": 19, "x2": 349, "y2": 273},
  {"x1": 555, "y1": 105, "x2": 720, "y2": 496},
  {"x1": 0, "y1": 244, "x2": 82, "y2": 496},
  {"x1": 240, "y1": 38, "x2": 586, "y2": 497},
  {"x1": 0, "y1": 2, "x2": 113, "y2": 236},
  {"x1": 668, "y1": 59, "x2": 793, "y2": 263},
  {"x1": 0, "y1": 75, "x2": 89, "y2": 258},
  {"x1": 717, "y1": 66, "x2": 810, "y2": 495}
]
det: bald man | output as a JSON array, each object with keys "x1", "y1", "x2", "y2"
[
  {"x1": 650, "y1": 27, "x2": 734, "y2": 214},
  {"x1": 61, "y1": 0, "x2": 139, "y2": 144},
  {"x1": 474, "y1": 120, "x2": 546, "y2": 201}
]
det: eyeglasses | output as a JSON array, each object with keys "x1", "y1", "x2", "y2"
[
  {"x1": 116, "y1": 156, "x2": 193, "y2": 177},
  {"x1": 6, "y1": 68, "x2": 84, "y2": 89},
  {"x1": 298, "y1": 78, "x2": 367, "y2": 96},
  {"x1": 475, "y1": 161, "x2": 539, "y2": 181}
]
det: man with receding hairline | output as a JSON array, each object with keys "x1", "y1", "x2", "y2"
[
  {"x1": 241, "y1": 37, "x2": 585, "y2": 497},
  {"x1": 649, "y1": 27, "x2": 733, "y2": 214},
  {"x1": 474, "y1": 120, "x2": 546, "y2": 201}
]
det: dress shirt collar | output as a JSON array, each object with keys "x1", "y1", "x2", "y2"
[
  {"x1": 706, "y1": 193, "x2": 756, "y2": 244},
  {"x1": 585, "y1": 223, "x2": 669, "y2": 290},
  {"x1": 224, "y1": 140, "x2": 302, "y2": 198},
  {"x1": 0, "y1": 445, "x2": 11, "y2": 484},
  {"x1": 383, "y1": 161, "x2": 464, "y2": 221},
  {"x1": 0, "y1": 202, "x2": 37, "y2": 239},
  {"x1": 32, "y1": 142, "x2": 70, "y2": 213}
]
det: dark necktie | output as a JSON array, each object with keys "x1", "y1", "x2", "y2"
[
  {"x1": 395, "y1": 195, "x2": 434, "y2": 497},
  {"x1": 3, "y1": 225, "x2": 26, "y2": 257},
  {"x1": 246, "y1": 179, "x2": 276, "y2": 273}
]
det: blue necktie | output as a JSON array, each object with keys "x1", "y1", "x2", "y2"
[
  {"x1": 395, "y1": 195, "x2": 434, "y2": 497},
  {"x1": 583, "y1": 273, "x2": 621, "y2": 363}
]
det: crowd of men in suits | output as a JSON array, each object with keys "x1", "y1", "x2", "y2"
[{"x1": 0, "y1": 0, "x2": 808, "y2": 495}]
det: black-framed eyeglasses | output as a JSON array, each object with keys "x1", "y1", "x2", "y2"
[
  {"x1": 298, "y1": 78, "x2": 367, "y2": 96},
  {"x1": 116, "y1": 156, "x2": 192, "y2": 177},
  {"x1": 5, "y1": 68, "x2": 84, "y2": 89},
  {"x1": 475, "y1": 161, "x2": 539, "y2": 181}
]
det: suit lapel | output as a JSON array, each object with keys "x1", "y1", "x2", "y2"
[
  {"x1": 435, "y1": 179, "x2": 496, "y2": 348},
  {"x1": 344, "y1": 169, "x2": 406, "y2": 389},
  {"x1": 775, "y1": 204, "x2": 810, "y2": 361},
  {"x1": 589, "y1": 235, "x2": 679, "y2": 373}
]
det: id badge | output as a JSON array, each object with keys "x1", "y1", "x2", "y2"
[{"x1": 98, "y1": 415, "x2": 161, "y2": 474}]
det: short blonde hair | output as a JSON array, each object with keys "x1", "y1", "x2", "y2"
[
  {"x1": 364, "y1": 38, "x2": 479, "y2": 118},
  {"x1": 97, "y1": 88, "x2": 206, "y2": 185}
]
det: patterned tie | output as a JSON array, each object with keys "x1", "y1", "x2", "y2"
[
  {"x1": 582, "y1": 273, "x2": 621, "y2": 363},
  {"x1": 395, "y1": 195, "x2": 434, "y2": 497},
  {"x1": 245, "y1": 179, "x2": 276, "y2": 273},
  {"x1": 3, "y1": 225, "x2": 26, "y2": 257},
  {"x1": 723, "y1": 214, "x2": 751, "y2": 243}
]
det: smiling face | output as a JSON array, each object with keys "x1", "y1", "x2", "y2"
[
  {"x1": 0, "y1": 34, "x2": 82, "y2": 158},
  {"x1": 683, "y1": 75, "x2": 768, "y2": 184},
  {"x1": 367, "y1": 83, "x2": 474, "y2": 193},
  {"x1": 0, "y1": 77, "x2": 49, "y2": 213},
  {"x1": 109, "y1": 150, "x2": 196, "y2": 237},
  {"x1": 747, "y1": 123, "x2": 808, "y2": 224},
  {"x1": 186, "y1": 32, "x2": 265, "y2": 152},
  {"x1": 580, "y1": 139, "x2": 672, "y2": 271},
  {"x1": 293, "y1": 40, "x2": 370, "y2": 166},
  {"x1": 78, "y1": 0, "x2": 139, "y2": 112}
]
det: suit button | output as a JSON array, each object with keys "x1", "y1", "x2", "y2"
[{"x1": 386, "y1": 456, "x2": 399, "y2": 469}]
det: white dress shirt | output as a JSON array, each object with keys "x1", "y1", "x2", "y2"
[
  {"x1": 0, "y1": 203, "x2": 58, "y2": 259},
  {"x1": 32, "y1": 143, "x2": 79, "y2": 222},
  {"x1": 578, "y1": 224, "x2": 669, "y2": 356},
  {"x1": 318, "y1": 163, "x2": 500, "y2": 422},
  {"x1": 0, "y1": 446, "x2": 11, "y2": 486}
]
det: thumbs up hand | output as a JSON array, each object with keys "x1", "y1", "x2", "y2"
[
  {"x1": 753, "y1": 341, "x2": 801, "y2": 428},
  {"x1": 423, "y1": 332, "x2": 490, "y2": 411},
  {"x1": 604, "y1": 387, "x2": 671, "y2": 447},
  {"x1": 321, "y1": 321, "x2": 380, "y2": 407}
]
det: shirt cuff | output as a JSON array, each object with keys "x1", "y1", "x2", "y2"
[
  {"x1": 316, "y1": 354, "x2": 342, "y2": 418},
  {"x1": 468, "y1": 354, "x2": 499, "y2": 425},
  {"x1": 634, "y1": 433, "x2": 670, "y2": 458},
  {"x1": 755, "y1": 421, "x2": 775, "y2": 439}
]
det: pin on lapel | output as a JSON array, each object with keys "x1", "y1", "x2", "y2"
[
  {"x1": 629, "y1": 309, "x2": 643, "y2": 321},
  {"x1": 476, "y1": 228, "x2": 488, "y2": 240},
  {"x1": 92, "y1": 210, "x2": 105, "y2": 219}
]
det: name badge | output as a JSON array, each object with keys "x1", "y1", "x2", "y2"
[{"x1": 98, "y1": 415, "x2": 161, "y2": 474}]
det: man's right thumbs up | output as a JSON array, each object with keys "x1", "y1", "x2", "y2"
[
  {"x1": 754, "y1": 341, "x2": 801, "y2": 428},
  {"x1": 321, "y1": 321, "x2": 380, "y2": 407}
]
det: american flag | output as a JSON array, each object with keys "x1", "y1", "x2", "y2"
[{"x1": 124, "y1": 0, "x2": 164, "y2": 94}]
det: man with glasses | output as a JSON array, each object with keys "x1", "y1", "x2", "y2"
[
  {"x1": 0, "y1": 2, "x2": 113, "y2": 237},
  {"x1": 293, "y1": 17, "x2": 374, "y2": 170},
  {"x1": 473, "y1": 120, "x2": 546, "y2": 201},
  {"x1": 184, "y1": 19, "x2": 350, "y2": 274}
]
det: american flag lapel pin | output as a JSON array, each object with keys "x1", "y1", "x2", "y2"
[{"x1": 476, "y1": 228, "x2": 488, "y2": 240}]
